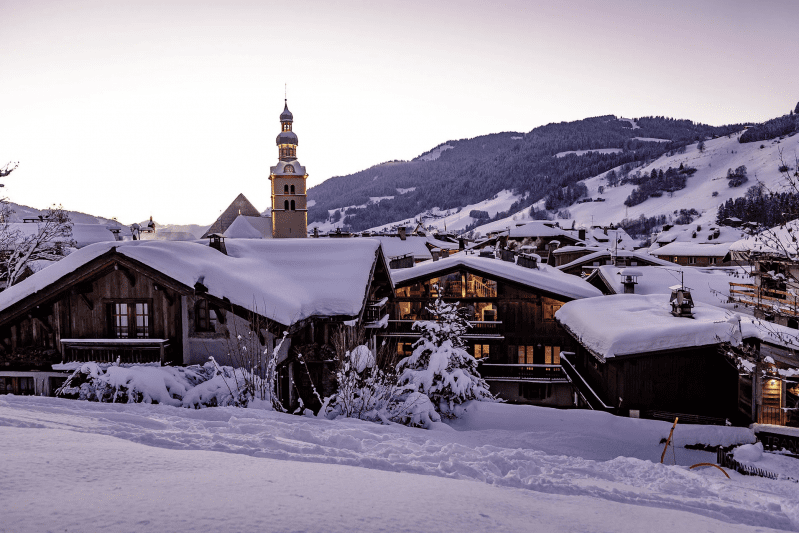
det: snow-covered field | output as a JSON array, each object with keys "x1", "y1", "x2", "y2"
[{"x1": 2, "y1": 395, "x2": 798, "y2": 531}]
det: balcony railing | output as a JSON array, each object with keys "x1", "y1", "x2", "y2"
[
  {"x1": 479, "y1": 363, "x2": 569, "y2": 383},
  {"x1": 60, "y1": 338, "x2": 170, "y2": 364},
  {"x1": 730, "y1": 282, "x2": 799, "y2": 317},
  {"x1": 758, "y1": 405, "x2": 799, "y2": 427},
  {"x1": 383, "y1": 320, "x2": 503, "y2": 338}
]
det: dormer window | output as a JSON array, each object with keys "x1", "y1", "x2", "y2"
[{"x1": 284, "y1": 164, "x2": 295, "y2": 174}]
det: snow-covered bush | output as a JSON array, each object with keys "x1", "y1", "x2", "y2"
[
  {"x1": 396, "y1": 294, "x2": 495, "y2": 417},
  {"x1": 57, "y1": 359, "x2": 275, "y2": 409},
  {"x1": 322, "y1": 344, "x2": 441, "y2": 429}
]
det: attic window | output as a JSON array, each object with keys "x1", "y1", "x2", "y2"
[{"x1": 284, "y1": 164, "x2": 295, "y2": 173}]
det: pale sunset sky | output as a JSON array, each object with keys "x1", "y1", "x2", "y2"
[{"x1": 1, "y1": 0, "x2": 798, "y2": 225}]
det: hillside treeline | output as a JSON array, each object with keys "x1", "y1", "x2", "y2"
[{"x1": 308, "y1": 115, "x2": 742, "y2": 231}]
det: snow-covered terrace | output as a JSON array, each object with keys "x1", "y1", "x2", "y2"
[
  {"x1": 0, "y1": 239, "x2": 385, "y2": 327},
  {"x1": 555, "y1": 294, "x2": 742, "y2": 361},
  {"x1": 391, "y1": 254, "x2": 602, "y2": 300}
]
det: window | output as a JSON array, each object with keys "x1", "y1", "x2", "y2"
[
  {"x1": 290, "y1": 200, "x2": 296, "y2": 210},
  {"x1": 195, "y1": 299, "x2": 217, "y2": 332},
  {"x1": 109, "y1": 302, "x2": 150, "y2": 338},
  {"x1": 545, "y1": 346, "x2": 560, "y2": 365},
  {"x1": 688, "y1": 257, "x2": 697, "y2": 264},
  {"x1": 290, "y1": 184, "x2": 295, "y2": 194},
  {"x1": 473, "y1": 344, "x2": 489, "y2": 359},
  {"x1": 284, "y1": 200, "x2": 289, "y2": 210},
  {"x1": 543, "y1": 303, "x2": 562, "y2": 321},
  {"x1": 517, "y1": 345, "x2": 535, "y2": 364},
  {"x1": 284, "y1": 184, "x2": 289, "y2": 193},
  {"x1": 709, "y1": 257, "x2": 717, "y2": 265},
  {"x1": 285, "y1": 165, "x2": 295, "y2": 174},
  {"x1": 520, "y1": 383, "x2": 551, "y2": 400}
]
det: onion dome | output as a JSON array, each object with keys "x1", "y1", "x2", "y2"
[
  {"x1": 276, "y1": 130, "x2": 298, "y2": 146},
  {"x1": 280, "y1": 100, "x2": 293, "y2": 122}
]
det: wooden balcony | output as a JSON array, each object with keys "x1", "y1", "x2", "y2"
[
  {"x1": 382, "y1": 320, "x2": 503, "y2": 339},
  {"x1": 479, "y1": 363, "x2": 569, "y2": 383},
  {"x1": 730, "y1": 282, "x2": 799, "y2": 317},
  {"x1": 60, "y1": 338, "x2": 170, "y2": 364}
]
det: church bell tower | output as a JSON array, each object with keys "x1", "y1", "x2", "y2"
[{"x1": 269, "y1": 99, "x2": 308, "y2": 238}]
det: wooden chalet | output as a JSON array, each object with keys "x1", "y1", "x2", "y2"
[
  {"x1": 388, "y1": 252, "x2": 602, "y2": 406},
  {"x1": 556, "y1": 293, "x2": 746, "y2": 424},
  {"x1": 651, "y1": 242, "x2": 733, "y2": 268},
  {"x1": 0, "y1": 237, "x2": 393, "y2": 412}
]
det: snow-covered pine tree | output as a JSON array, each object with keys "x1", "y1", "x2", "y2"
[{"x1": 396, "y1": 292, "x2": 494, "y2": 416}]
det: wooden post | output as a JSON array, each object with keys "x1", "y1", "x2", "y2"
[{"x1": 660, "y1": 417, "x2": 679, "y2": 464}]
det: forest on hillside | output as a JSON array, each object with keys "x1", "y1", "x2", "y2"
[{"x1": 308, "y1": 115, "x2": 742, "y2": 231}]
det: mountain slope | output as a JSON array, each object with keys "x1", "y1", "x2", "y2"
[{"x1": 308, "y1": 115, "x2": 742, "y2": 231}]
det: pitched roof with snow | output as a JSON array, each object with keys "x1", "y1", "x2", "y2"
[
  {"x1": 591, "y1": 265, "x2": 750, "y2": 310},
  {"x1": 508, "y1": 221, "x2": 576, "y2": 239},
  {"x1": 556, "y1": 294, "x2": 741, "y2": 360},
  {"x1": 201, "y1": 194, "x2": 261, "y2": 238},
  {"x1": 374, "y1": 236, "x2": 434, "y2": 261},
  {"x1": 557, "y1": 249, "x2": 674, "y2": 272},
  {"x1": 224, "y1": 215, "x2": 272, "y2": 239},
  {"x1": 728, "y1": 220, "x2": 799, "y2": 258},
  {"x1": 651, "y1": 241, "x2": 732, "y2": 258},
  {"x1": 391, "y1": 254, "x2": 602, "y2": 300},
  {"x1": 0, "y1": 239, "x2": 384, "y2": 327}
]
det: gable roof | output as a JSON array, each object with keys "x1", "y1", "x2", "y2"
[
  {"x1": 0, "y1": 239, "x2": 386, "y2": 327},
  {"x1": 557, "y1": 249, "x2": 674, "y2": 273},
  {"x1": 201, "y1": 194, "x2": 262, "y2": 238},
  {"x1": 391, "y1": 253, "x2": 602, "y2": 301},
  {"x1": 651, "y1": 241, "x2": 732, "y2": 258}
]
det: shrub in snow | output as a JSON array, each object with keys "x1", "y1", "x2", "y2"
[
  {"x1": 322, "y1": 344, "x2": 441, "y2": 429},
  {"x1": 396, "y1": 294, "x2": 495, "y2": 417},
  {"x1": 57, "y1": 358, "x2": 277, "y2": 409}
]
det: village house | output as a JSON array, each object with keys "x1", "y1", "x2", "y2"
[
  {"x1": 387, "y1": 251, "x2": 602, "y2": 406},
  {"x1": 650, "y1": 241, "x2": 734, "y2": 267},
  {"x1": 555, "y1": 292, "x2": 745, "y2": 423},
  {"x1": 0, "y1": 237, "x2": 393, "y2": 411}
]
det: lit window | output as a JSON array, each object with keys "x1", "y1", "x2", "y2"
[
  {"x1": 474, "y1": 344, "x2": 489, "y2": 359},
  {"x1": 543, "y1": 303, "x2": 562, "y2": 321}
]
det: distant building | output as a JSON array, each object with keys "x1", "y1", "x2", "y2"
[
  {"x1": 201, "y1": 194, "x2": 263, "y2": 238},
  {"x1": 270, "y1": 100, "x2": 308, "y2": 238}
]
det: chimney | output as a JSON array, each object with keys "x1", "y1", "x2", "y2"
[
  {"x1": 517, "y1": 253, "x2": 540, "y2": 269},
  {"x1": 208, "y1": 234, "x2": 227, "y2": 255},
  {"x1": 618, "y1": 269, "x2": 642, "y2": 294},
  {"x1": 398, "y1": 227, "x2": 406, "y2": 240},
  {"x1": 578, "y1": 228, "x2": 586, "y2": 241},
  {"x1": 669, "y1": 285, "x2": 695, "y2": 318},
  {"x1": 459, "y1": 238, "x2": 465, "y2": 250},
  {"x1": 603, "y1": 227, "x2": 608, "y2": 236},
  {"x1": 432, "y1": 250, "x2": 440, "y2": 261},
  {"x1": 313, "y1": 227, "x2": 319, "y2": 238}
]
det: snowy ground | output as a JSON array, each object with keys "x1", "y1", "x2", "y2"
[{"x1": 2, "y1": 396, "x2": 798, "y2": 532}]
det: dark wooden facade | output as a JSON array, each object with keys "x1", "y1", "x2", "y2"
[
  {"x1": 388, "y1": 263, "x2": 581, "y2": 406},
  {"x1": 566, "y1": 342, "x2": 741, "y2": 423}
]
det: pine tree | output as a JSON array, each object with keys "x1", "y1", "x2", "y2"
[
  {"x1": 396, "y1": 293, "x2": 494, "y2": 416},
  {"x1": 697, "y1": 140, "x2": 706, "y2": 153},
  {"x1": 795, "y1": 101, "x2": 799, "y2": 114}
]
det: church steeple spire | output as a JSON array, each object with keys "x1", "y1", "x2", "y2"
[
  {"x1": 269, "y1": 98, "x2": 308, "y2": 238},
  {"x1": 276, "y1": 99, "x2": 297, "y2": 161}
]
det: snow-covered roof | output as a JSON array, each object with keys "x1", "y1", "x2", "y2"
[
  {"x1": 508, "y1": 221, "x2": 574, "y2": 239},
  {"x1": 224, "y1": 216, "x2": 272, "y2": 239},
  {"x1": 592, "y1": 265, "x2": 751, "y2": 311},
  {"x1": 0, "y1": 239, "x2": 384, "y2": 327},
  {"x1": 374, "y1": 236, "x2": 434, "y2": 261},
  {"x1": 391, "y1": 254, "x2": 602, "y2": 300},
  {"x1": 557, "y1": 249, "x2": 674, "y2": 272},
  {"x1": 651, "y1": 241, "x2": 732, "y2": 258},
  {"x1": 556, "y1": 294, "x2": 742, "y2": 360},
  {"x1": 650, "y1": 224, "x2": 745, "y2": 249},
  {"x1": 580, "y1": 227, "x2": 634, "y2": 250}
]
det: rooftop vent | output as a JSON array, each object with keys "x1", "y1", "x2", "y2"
[
  {"x1": 499, "y1": 249, "x2": 516, "y2": 262},
  {"x1": 517, "y1": 253, "x2": 540, "y2": 269},
  {"x1": 208, "y1": 233, "x2": 227, "y2": 255},
  {"x1": 398, "y1": 227, "x2": 406, "y2": 241},
  {"x1": 618, "y1": 268, "x2": 643, "y2": 294},
  {"x1": 669, "y1": 284, "x2": 695, "y2": 318},
  {"x1": 479, "y1": 250, "x2": 494, "y2": 258}
]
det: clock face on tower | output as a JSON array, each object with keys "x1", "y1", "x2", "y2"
[{"x1": 284, "y1": 164, "x2": 295, "y2": 173}]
